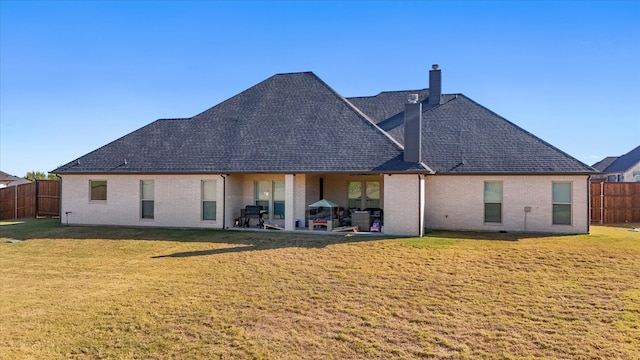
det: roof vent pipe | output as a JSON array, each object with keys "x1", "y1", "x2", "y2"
[{"x1": 429, "y1": 64, "x2": 442, "y2": 106}]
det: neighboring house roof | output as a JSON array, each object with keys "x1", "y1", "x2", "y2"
[
  {"x1": 592, "y1": 156, "x2": 619, "y2": 172},
  {"x1": 0, "y1": 171, "x2": 13, "y2": 183},
  {"x1": 53, "y1": 71, "x2": 595, "y2": 175},
  {"x1": 593, "y1": 145, "x2": 640, "y2": 173},
  {"x1": 0, "y1": 171, "x2": 31, "y2": 187}
]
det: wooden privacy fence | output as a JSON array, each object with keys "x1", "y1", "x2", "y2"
[
  {"x1": 0, "y1": 180, "x2": 60, "y2": 220},
  {"x1": 590, "y1": 182, "x2": 640, "y2": 224}
]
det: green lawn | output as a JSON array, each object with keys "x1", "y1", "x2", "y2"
[{"x1": 1, "y1": 219, "x2": 638, "y2": 359}]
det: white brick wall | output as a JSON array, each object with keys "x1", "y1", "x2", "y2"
[
  {"x1": 424, "y1": 175, "x2": 590, "y2": 233},
  {"x1": 61, "y1": 174, "x2": 225, "y2": 228},
  {"x1": 383, "y1": 174, "x2": 423, "y2": 236},
  {"x1": 60, "y1": 173, "x2": 590, "y2": 235}
]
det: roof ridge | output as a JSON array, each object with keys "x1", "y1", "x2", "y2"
[
  {"x1": 189, "y1": 72, "x2": 316, "y2": 119},
  {"x1": 374, "y1": 93, "x2": 457, "y2": 130},
  {"x1": 346, "y1": 88, "x2": 430, "y2": 100},
  {"x1": 422, "y1": 93, "x2": 459, "y2": 114},
  {"x1": 273, "y1": 70, "x2": 314, "y2": 76},
  {"x1": 314, "y1": 76, "x2": 432, "y2": 172},
  {"x1": 313, "y1": 75, "x2": 411, "y2": 154}
]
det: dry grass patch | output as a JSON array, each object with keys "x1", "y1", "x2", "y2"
[{"x1": 1, "y1": 219, "x2": 639, "y2": 359}]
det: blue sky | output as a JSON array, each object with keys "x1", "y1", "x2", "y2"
[{"x1": 1, "y1": 0, "x2": 639, "y2": 177}]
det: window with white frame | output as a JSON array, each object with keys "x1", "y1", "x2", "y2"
[
  {"x1": 89, "y1": 180, "x2": 107, "y2": 201},
  {"x1": 552, "y1": 182, "x2": 571, "y2": 225},
  {"x1": 484, "y1": 181, "x2": 502, "y2": 223},
  {"x1": 202, "y1": 180, "x2": 216, "y2": 221},
  {"x1": 141, "y1": 180, "x2": 154, "y2": 219}
]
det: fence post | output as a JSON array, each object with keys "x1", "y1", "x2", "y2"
[
  {"x1": 600, "y1": 182, "x2": 604, "y2": 224},
  {"x1": 35, "y1": 180, "x2": 39, "y2": 217}
]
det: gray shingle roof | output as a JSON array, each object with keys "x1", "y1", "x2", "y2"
[
  {"x1": 0, "y1": 171, "x2": 31, "y2": 186},
  {"x1": 379, "y1": 95, "x2": 596, "y2": 173},
  {"x1": 592, "y1": 156, "x2": 618, "y2": 171},
  {"x1": 0, "y1": 171, "x2": 15, "y2": 182},
  {"x1": 346, "y1": 89, "x2": 430, "y2": 124},
  {"x1": 54, "y1": 72, "x2": 424, "y2": 174},
  {"x1": 594, "y1": 145, "x2": 640, "y2": 173},
  {"x1": 53, "y1": 71, "x2": 595, "y2": 175}
]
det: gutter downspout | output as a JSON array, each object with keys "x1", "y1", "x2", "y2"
[
  {"x1": 419, "y1": 174, "x2": 425, "y2": 237},
  {"x1": 58, "y1": 175, "x2": 63, "y2": 225},
  {"x1": 584, "y1": 177, "x2": 590, "y2": 233},
  {"x1": 221, "y1": 174, "x2": 227, "y2": 229}
]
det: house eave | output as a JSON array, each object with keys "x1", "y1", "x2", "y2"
[
  {"x1": 432, "y1": 171, "x2": 597, "y2": 176},
  {"x1": 52, "y1": 169, "x2": 435, "y2": 176}
]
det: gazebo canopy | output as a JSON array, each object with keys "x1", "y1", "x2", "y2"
[{"x1": 309, "y1": 199, "x2": 339, "y2": 208}]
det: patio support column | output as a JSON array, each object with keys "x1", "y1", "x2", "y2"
[
  {"x1": 284, "y1": 174, "x2": 295, "y2": 231},
  {"x1": 383, "y1": 174, "x2": 423, "y2": 236}
]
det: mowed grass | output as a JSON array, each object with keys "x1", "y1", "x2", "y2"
[{"x1": 1, "y1": 219, "x2": 638, "y2": 359}]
